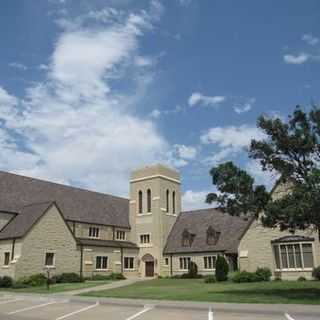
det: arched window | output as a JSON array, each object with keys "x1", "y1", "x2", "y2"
[
  {"x1": 172, "y1": 191, "x2": 176, "y2": 214},
  {"x1": 138, "y1": 190, "x2": 143, "y2": 214},
  {"x1": 166, "y1": 189, "x2": 169, "y2": 212},
  {"x1": 147, "y1": 189, "x2": 152, "y2": 213}
]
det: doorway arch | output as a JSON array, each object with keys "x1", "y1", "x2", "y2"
[{"x1": 141, "y1": 254, "x2": 155, "y2": 277}]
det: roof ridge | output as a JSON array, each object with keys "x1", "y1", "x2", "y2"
[
  {"x1": 21, "y1": 201, "x2": 54, "y2": 209},
  {"x1": 0, "y1": 170, "x2": 129, "y2": 202},
  {"x1": 181, "y1": 207, "x2": 220, "y2": 214}
]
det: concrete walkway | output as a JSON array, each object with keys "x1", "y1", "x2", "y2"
[{"x1": 63, "y1": 277, "x2": 147, "y2": 295}]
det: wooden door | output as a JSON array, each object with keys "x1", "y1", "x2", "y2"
[{"x1": 145, "y1": 261, "x2": 154, "y2": 277}]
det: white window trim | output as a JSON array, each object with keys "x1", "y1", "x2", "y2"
[
  {"x1": 89, "y1": 227, "x2": 100, "y2": 239},
  {"x1": 179, "y1": 256, "x2": 191, "y2": 271},
  {"x1": 115, "y1": 230, "x2": 126, "y2": 241},
  {"x1": 95, "y1": 256, "x2": 109, "y2": 270},
  {"x1": 45, "y1": 252, "x2": 56, "y2": 268},
  {"x1": 273, "y1": 241, "x2": 315, "y2": 272},
  {"x1": 139, "y1": 233, "x2": 152, "y2": 245},
  {"x1": 203, "y1": 255, "x2": 217, "y2": 270},
  {"x1": 123, "y1": 257, "x2": 135, "y2": 270}
]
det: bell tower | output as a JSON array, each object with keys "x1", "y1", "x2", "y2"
[{"x1": 129, "y1": 164, "x2": 181, "y2": 277}]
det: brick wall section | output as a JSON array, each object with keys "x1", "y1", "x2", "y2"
[{"x1": 15, "y1": 205, "x2": 80, "y2": 279}]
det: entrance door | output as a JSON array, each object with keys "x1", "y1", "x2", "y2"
[{"x1": 145, "y1": 261, "x2": 154, "y2": 277}]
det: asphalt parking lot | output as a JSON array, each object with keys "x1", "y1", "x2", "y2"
[{"x1": 0, "y1": 295, "x2": 317, "y2": 320}]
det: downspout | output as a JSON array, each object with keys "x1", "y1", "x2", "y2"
[
  {"x1": 11, "y1": 239, "x2": 15, "y2": 260},
  {"x1": 80, "y1": 244, "x2": 84, "y2": 279},
  {"x1": 72, "y1": 222, "x2": 76, "y2": 235},
  {"x1": 170, "y1": 254, "x2": 173, "y2": 277}
]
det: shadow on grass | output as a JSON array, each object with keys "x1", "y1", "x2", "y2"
[{"x1": 217, "y1": 288, "x2": 320, "y2": 302}]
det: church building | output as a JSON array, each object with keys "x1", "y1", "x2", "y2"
[{"x1": 0, "y1": 164, "x2": 318, "y2": 280}]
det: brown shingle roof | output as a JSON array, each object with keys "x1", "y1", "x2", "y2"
[
  {"x1": 164, "y1": 208, "x2": 252, "y2": 254},
  {"x1": 0, "y1": 171, "x2": 130, "y2": 228},
  {"x1": 0, "y1": 201, "x2": 53, "y2": 240}
]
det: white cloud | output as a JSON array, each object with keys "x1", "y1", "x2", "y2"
[
  {"x1": 201, "y1": 125, "x2": 265, "y2": 165},
  {"x1": 246, "y1": 160, "x2": 278, "y2": 189},
  {"x1": 302, "y1": 34, "x2": 319, "y2": 46},
  {"x1": 9, "y1": 62, "x2": 28, "y2": 70},
  {"x1": 233, "y1": 98, "x2": 255, "y2": 114},
  {"x1": 149, "y1": 109, "x2": 161, "y2": 119},
  {"x1": 283, "y1": 53, "x2": 309, "y2": 64},
  {"x1": 0, "y1": 4, "x2": 170, "y2": 196},
  {"x1": 188, "y1": 92, "x2": 226, "y2": 107},
  {"x1": 134, "y1": 55, "x2": 154, "y2": 67},
  {"x1": 174, "y1": 144, "x2": 197, "y2": 160},
  {"x1": 182, "y1": 190, "x2": 212, "y2": 211}
]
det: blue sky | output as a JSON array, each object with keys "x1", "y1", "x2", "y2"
[{"x1": 0, "y1": 0, "x2": 319, "y2": 209}]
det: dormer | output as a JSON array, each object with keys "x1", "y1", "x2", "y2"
[{"x1": 206, "y1": 226, "x2": 220, "y2": 245}]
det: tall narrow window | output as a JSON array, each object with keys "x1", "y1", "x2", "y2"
[
  {"x1": 172, "y1": 191, "x2": 176, "y2": 214},
  {"x1": 166, "y1": 189, "x2": 169, "y2": 212},
  {"x1": 4, "y1": 252, "x2": 10, "y2": 266},
  {"x1": 45, "y1": 252, "x2": 55, "y2": 267},
  {"x1": 138, "y1": 190, "x2": 143, "y2": 214},
  {"x1": 147, "y1": 189, "x2": 152, "y2": 213}
]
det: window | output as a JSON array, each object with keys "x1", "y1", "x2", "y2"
[
  {"x1": 3, "y1": 252, "x2": 10, "y2": 266},
  {"x1": 96, "y1": 256, "x2": 108, "y2": 270},
  {"x1": 138, "y1": 190, "x2": 143, "y2": 214},
  {"x1": 116, "y1": 230, "x2": 126, "y2": 240},
  {"x1": 124, "y1": 257, "x2": 134, "y2": 269},
  {"x1": 206, "y1": 226, "x2": 221, "y2": 245},
  {"x1": 45, "y1": 252, "x2": 55, "y2": 267},
  {"x1": 179, "y1": 257, "x2": 191, "y2": 270},
  {"x1": 140, "y1": 234, "x2": 150, "y2": 244},
  {"x1": 166, "y1": 189, "x2": 169, "y2": 212},
  {"x1": 181, "y1": 229, "x2": 195, "y2": 247},
  {"x1": 273, "y1": 243, "x2": 314, "y2": 270},
  {"x1": 89, "y1": 227, "x2": 99, "y2": 238},
  {"x1": 164, "y1": 257, "x2": 169, "y2": 266},
  {"x1": 204, "y1": 256, "x2": 217, "y2": 269},
  {"x1": 147, "y1": 189, "x2": 152, "y2": 213},
  {"x1": 172, "y1": 191, "x2": 176, "y2": 214}
]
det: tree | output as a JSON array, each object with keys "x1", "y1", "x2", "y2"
[
  {"x1": 215, "y1": 255, "x2": 229, "y2": 281},
  {"x1": 206, "y1": 106, "x2": 320, "y2": 234}
]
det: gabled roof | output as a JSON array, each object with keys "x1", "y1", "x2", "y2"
[
  {"x1": 0, "y1": 171, "x2": 130, "y2": 228},
  {"x1": 0, "y1": 201, "x2": 54, "y2": 240},
  {"x1": 164, "y1": 208, "x2": 252, "y2": 254}
]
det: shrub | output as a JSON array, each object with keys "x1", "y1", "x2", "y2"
[
  {"x1": 255, "y1": 267, "x2": 272, "y2": 282},
  {"x1": 232, "y1": 271, "x2": 258, "y2": 283},
  {"x1": 170, "y1": 275, "x2": 181, "y2": 279},
  {"x1": 204, "y1": 275, "x2": 216, "y2": 283},
  {"x1": 17, "y1": 273, "x2": 47, "y2": 287},
  {"x1": 53, "y1": 273, "x2": 82, "y2": 283},
  {"x1": 312, "y1": 266, "x2": 320, "y2": 280},
  {"x1": 110, "y1": 273, "x2": 126, "y2": 280},
  {"x1": 0, "y1": 276, "x2": 13, "y2": 288},
  {"x1": 180, "y1": 273, "x2": 190, "y2": 279},
  {"x1": 90, "y1": 273, "x2": 126, "y2": 281},
  {"x1": 187, "y1": 261, "x2": 198, "y2": 279},
  {"x1": 298, "y1": 276, "x2": 307, "y2": 281},
  {"x1": 215, "y1": 256, "x2": 229, "y2": 281},
  {"x1": 12, "y1": 282, "x2": 29, "y2": 289}
]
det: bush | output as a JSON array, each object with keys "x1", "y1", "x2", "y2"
[
  {"x1": 17, "y1": 273, "x2": 47, "y2": 287},
  {"x1": 53, "y1": 273, "x2": 82, "y2": 283},
  {"x1": 90, "y1": 273, "x2": 126, "y2": 281},
  {"x1": 12, "y1": 282, "x2": 29, "y2": 289},
  {"x1": 204, "y1": 275, "x2": 216, "y2": 283},
  {"x1": 232, "y1": 271, "x2": 258, "y2": 283},
  {"x1": 187, "y1": 261, "x2": 198, "y2": 279},
  {"x1": 0, "y1": 276, "x2": 13, "y2": 288},
  {"x1": 110, "y1": 273, "x2": 126, "y2": 280},
  {"x1": 312, "y1": 266, "x2": 320, "y2": 280},
  {"x1": 215, "y1": 256, "x2": 229, "y2": 281},
  {"x1": 255, "y1": 267, "x2": 272, "y2": 282},
  {"x1": 298, "y1": 276, "x2": 307, "y2": 281}
]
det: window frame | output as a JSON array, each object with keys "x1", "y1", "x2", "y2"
[
  {"x1": 164, "y1": 257, "x2": 169, "y2": 266},
  {"x1": 147, "y1": 189, "x2": 152, "y2": 213},
  {"x1": 45, "y1": 252, "x2": 55, "y2": 268},
  {"x1": 179, "y1": 257, "x2": 191, "y2": 271},
  {"x1": 273, "y1": 242, "x2": 314, "y2": 271},
  {"x1": 89, "y1": 227, "x2": 100, "y2": 239},
  {"x1": 203, "y1": 255, "x2": 217, "y2": 270},
  {"x1": 124, "y1": 257, "x2": 134, "y2": 270},
  {"x1": 95, "y1": 256, "x2": 108, "y2": 270},
  {"x1": 172, "y1": 191, "x2": 176, "y2": 214},
  {"x1": 3, "y1": 252, "x2": 10, "y2": 266},
  {"x1": 116, "y1": 230, "x2": 126, "y2": 241},
  {"x1": 138, "y1": 190, "x2": 143, "y2": 214},
  {"x1": 166, "y1": 189, "x2": 170, "y2": 213},
  {"x1": 139, "y1": 233, "x2": 151, "y2": 244}
]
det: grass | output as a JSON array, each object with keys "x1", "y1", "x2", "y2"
[
  {"x1": 0, "y1": 280, "x2": 113, "y2": 294},
  {"x1": 82, "y1": 278, "x2": 320, "y2": 305}
]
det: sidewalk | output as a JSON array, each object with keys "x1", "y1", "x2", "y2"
[{"x1": 62, "y1": 277, "x2": 147, "y2": 295}]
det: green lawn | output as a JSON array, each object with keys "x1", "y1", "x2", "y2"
[
  {"x1": 0, "y1": 280, "x2": 112, "y2": 294},
  {"x1": 82, "y1": 278, "x2": 320, "y2": 305}
]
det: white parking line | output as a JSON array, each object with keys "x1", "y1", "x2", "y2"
[
  {"x1": 0, "y1": 298, "x2": 24, "y2": 305},
  {"x1": 55, "y1": 302, "x2": 99, "y2": 320},
  {"x1": 208, "y1": 307, "x2": 214, "y2": 320},
  {"x1": 126, "y1": 305, "x2": 154, "y2": 320},
  {"x1": 8, "y1": 300, "x2": 60, "y2": 315},
  {"x1": 285, "y1": 313, "x2": 296, "y2": 320}
]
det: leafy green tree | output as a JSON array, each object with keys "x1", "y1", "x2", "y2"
[
  {"x1": 215, "y1": 255, "x2": 229, "y2": 281},
  {"x1": 207, "y1": 106, "x2": 320, "y2": 234}
]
